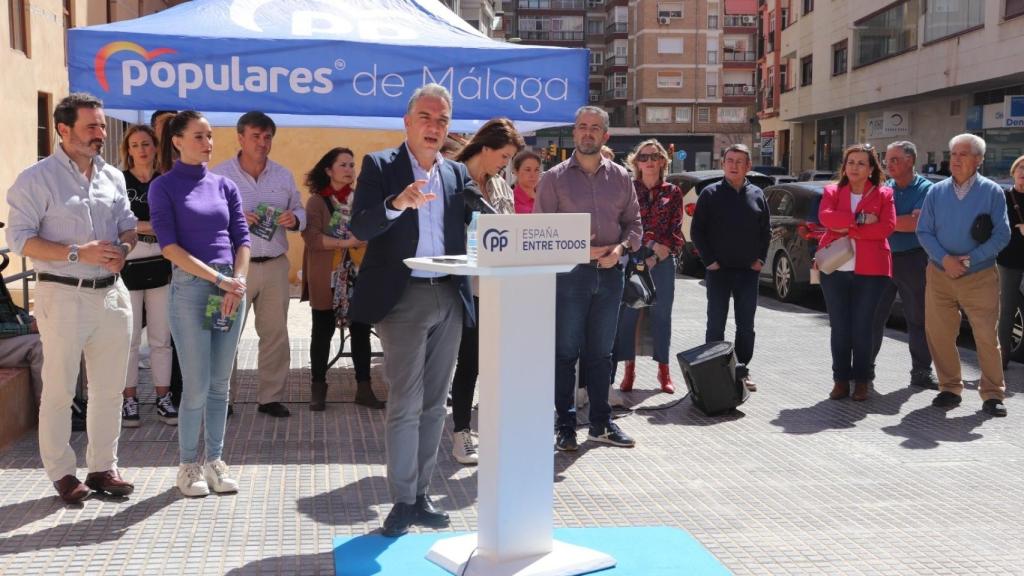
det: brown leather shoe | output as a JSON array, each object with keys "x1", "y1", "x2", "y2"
[
  {"x1": 851, "y1": 380, "x2": 872, "y2": 401},
  {"x1": 53, "y1": 475, "x2": 90, "y2": 504},
  {"x1": 85, "y1": 469, "x2": 134, "y2": 497},
  {"x1": 829, "y1": 380, "x2": 850, "y2": 400}
]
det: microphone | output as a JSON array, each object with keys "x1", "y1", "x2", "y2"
[{"x1": 463, "y1": 185, "x2": 496, "y2": 215}]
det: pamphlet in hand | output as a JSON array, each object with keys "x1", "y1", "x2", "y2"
[
  {"x1": 203, "y1": 295, "x2": 238, "y2": 332},
  {"x1": 250, "y1": 202, "x2": 282, "y2": 241},
  {"x1": 326, "y1": 197, "x2": 352, "y2": 239}
]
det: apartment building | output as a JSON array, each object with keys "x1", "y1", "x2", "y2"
[
  {"x1": 755, "y1": 0, "x2": 791, "y2": 169},
  {"x1": 776, "y1": 0, "x2": 1024, "y2": 177},
  {"x1": 505, "y1": 0, "x2": 758, "y2": 170}
]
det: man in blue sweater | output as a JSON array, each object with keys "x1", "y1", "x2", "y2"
[
  {"x1": 916, "y1": 134, "x2": 1010, "y2": 417},
  {"x1": 691, "y1": 144, "x2": 770, "y2": 391}
]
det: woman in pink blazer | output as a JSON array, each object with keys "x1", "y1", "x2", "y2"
[{"x1": 817, "y1": 144, "x2": 896, "y2": 401}]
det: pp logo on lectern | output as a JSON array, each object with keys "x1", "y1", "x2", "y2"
[{"x1": 482, "y1": 229, "x2": 509, "y2": 252}]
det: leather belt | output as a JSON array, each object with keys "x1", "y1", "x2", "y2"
[
  {"x1": 409, "y1": 275, "x2": 452, "y2": 285},
  {"x1": 38, "y1": 273, "x2": 117, "y2": 289},
  {"x1": 251, "y1": 255, "x2": 283, "y2": 263},
  {"x1": 137, "y1": 234, "x2": 159, "y2": 244}
]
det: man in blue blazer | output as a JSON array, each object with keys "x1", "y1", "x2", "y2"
[{"x1": 349, "y1": 83, "x2": 477, "y2": 537}]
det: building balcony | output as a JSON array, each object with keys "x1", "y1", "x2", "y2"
[
  {"x1": 604, "y1": 22, "x2": 628, "y2": 38},
  {"x1": 519, "y1": 30, "x2": 586, "y2": 42},
  {"x1": 589, "y1": 63, "x2": 602, "y2": 74},
  {"x1": 723, "y1": 15, "x2": 757, "y2": 28},
  {"x1": 604, "y1": 55, "x2": 627, "y2": 70},
  {"x1": 517, "y1": 0, "x2": 586, "y2": 10},
  {"x1": 724, "y1": 84, "x2": 757, "y2": 96},
  {"x1": 724, "y1": 51, "x2": 757, "y2": 62},
  {"x1": 604, "y1": 87, "x2": 628, "y2": 101}
]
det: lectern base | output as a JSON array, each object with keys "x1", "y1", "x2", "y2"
[{"x1": 427, "y1": 534, "x2": 615, "y2": 576}]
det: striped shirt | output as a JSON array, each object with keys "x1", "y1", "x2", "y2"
[
  {"x1": 6, "y1": 144, "x2": 137, "y2": 278},
  {"x1": 212, "y1": 155, "x2": 306, "y2": 258}
]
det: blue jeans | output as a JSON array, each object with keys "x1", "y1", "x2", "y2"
[
  {"x1": 705, "y1": 267, "x2": 759, "y2": 368},
  {"x1": 615, "y1": 256, "x2": 676, "y2": 364},
  {"x1": 820, "y1": 271, "x2": 888, "y2": 382},
  {"x1": 169, "y1": 266, "x2": 246, "y2": 464},
  {"x1": 555, "y1": 265, "x2": 624, "y2": 431}
]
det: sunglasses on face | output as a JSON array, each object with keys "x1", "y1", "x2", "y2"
[{"x1": 636, "y1": 153, "x2": 661, "y2": 162}]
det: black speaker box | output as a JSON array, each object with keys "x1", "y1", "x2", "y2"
[{"x1": 676, "y1": 341, "x2": 749, "y2": 415}]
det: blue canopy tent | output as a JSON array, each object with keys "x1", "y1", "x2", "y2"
[{"x1": 68, "y1": 0, "x2": 588, "y2": 131}]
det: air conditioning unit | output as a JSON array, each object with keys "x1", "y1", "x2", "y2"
[
  {"x1": 742, "y1": 85, "x2": 756, "y2": 95},
  {"x1": 658, "y1": 16, "x2": 671, "y2": 25},
  {"x1": 741, "y1": 15, "x2": 756, "y2": 25}
]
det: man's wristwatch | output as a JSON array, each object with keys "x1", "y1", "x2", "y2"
[
  {"x1": 119, "y1": 242, "x2": 131, "y2": 257},
  {"x1": 67, "y1": 244, "x2": 79, "y2": 263},
  {"x1": 962, "y1": 257, "x2": 971, "y2": 269}
]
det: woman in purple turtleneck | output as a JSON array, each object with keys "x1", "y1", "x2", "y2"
[{"x1": 148, "y1": 111, "x2": 250, "y2": 498}]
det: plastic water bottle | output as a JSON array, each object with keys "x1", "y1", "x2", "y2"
[{"x1": 466, "y1": 211, "x2": 480, "y2": 265}]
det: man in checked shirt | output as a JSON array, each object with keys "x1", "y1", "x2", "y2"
[{"x1": 213, "y1": 112, "x2": 306, "y2": 418}]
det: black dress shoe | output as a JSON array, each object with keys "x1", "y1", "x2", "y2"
[
  {"x1": 257, "y1": 402, "x2": 291, "y2": 417},
  {"x1": 382, "y1": 502, "x2": 417, "y2": 537},
  {"x1": 932, "y1": 391, "x2": 962, "y2": 408},
  {"x1": 910, "y1": 371, "x2": 939, "y2": 390},
  {"x1": 982, "y1": 399, "x2": 1008, "y2": 417},
  {"x1": 415, "y1": 494, "x2": 450, "y2": 527}
]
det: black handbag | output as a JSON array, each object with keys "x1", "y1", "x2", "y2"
[
  {"x1": 122, "y1": 255, "x2": 172, "y2": 290},
  {"x1": 622, "y1": 249, "x2": 657, "y2": 309}
]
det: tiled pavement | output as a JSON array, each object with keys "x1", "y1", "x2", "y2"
[{"x1": 0, "y1": 276, "x2": 1022, "y2": 575}]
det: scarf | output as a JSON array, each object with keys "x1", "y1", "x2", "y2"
[{"x1": 320, "y1": 183, "x2": 352, "y2": 205}]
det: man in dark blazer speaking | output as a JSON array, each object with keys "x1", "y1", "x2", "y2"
[{"x1": 349, "y1": 83, "x2": 478, "y2": 537}]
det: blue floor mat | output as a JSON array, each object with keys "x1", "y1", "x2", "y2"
[{"x1": 333, "y1": 526, "x2": 732, "y2": 575}]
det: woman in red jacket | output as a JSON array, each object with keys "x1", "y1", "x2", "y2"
[{"x1": 817, "y1": 144, "x2": 896, "y2": 401}]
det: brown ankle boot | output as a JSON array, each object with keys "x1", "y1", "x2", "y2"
[
  {"x1": 618, "y1": 361, "x2": 636, "y2": 392},
  {"x1": 355, "y1": 380, "x2": 386, "y2": 409},
  {"x1": 310, "y1": 381, "x2": 327, "y2": 411},
  {"x1": 657, "y1": 363, "x2": 675, "y2": 394},
  {"x1": 829, "y1": 380, "x2": 850, "y2": 400},
  {"x1": 851, "y1": 380, "x2": 871, "y2": 401}
]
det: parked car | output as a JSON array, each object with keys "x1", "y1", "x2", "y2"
[
  {"x1": 797, "y1": 170, "x2": 835, "y2": 182},
  {"x1": 758, "y1": 181, "x2": 829, "y2": 302},
  {"x1": 752, "y1": 165, "x2": 789, "y2": 176},
  {"x1": 769, "y1": 175, "x2": 797, "y2": 186},
  {"x1": 666, "y1": 170, "x2": 775, "y2": 275}
]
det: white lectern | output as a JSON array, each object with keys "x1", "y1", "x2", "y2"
[{"x1": 405, "y1": 214, "x2": 616, "y2": 576}]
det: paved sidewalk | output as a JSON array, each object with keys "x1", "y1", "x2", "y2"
[{"x1": 0, "y1": 276, "x2": 1021, "y2": 575}]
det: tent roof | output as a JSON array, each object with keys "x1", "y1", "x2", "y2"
[{"x1": 70, "y1": 0, "x2": 587, "y2": 131}]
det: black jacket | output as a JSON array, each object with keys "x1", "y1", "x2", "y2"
[{"x1": 690, "y1": 178, "x2": 770, "y2": 269}]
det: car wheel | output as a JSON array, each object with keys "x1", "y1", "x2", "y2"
[
  {"x1": 1011, "y1": 301, "x2": 1024, "y2": 361},
  {"x1": 773, "y1": 252, "x2": 803, "y2": 302}
]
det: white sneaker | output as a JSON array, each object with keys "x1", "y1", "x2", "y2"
[
  {"x1": 203, "y1": 459, "x2": 239, "y2": 493},
  {"x1": 177, "y1": 463, "x2": 209, "y2": 497},
  {"x1": 575, "y1": 386, "x2": 589, "y2": 409},
  {"x1": 609, "y1": 387, "x2": 628, "y2": 408},
  {"x1": 452, "y1": 429, "x2": 478, "y2": 465}
]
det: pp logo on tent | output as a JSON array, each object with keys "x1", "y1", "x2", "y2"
[{"x1": 94, "y1": 41, "x2": 176, "y2": 92}]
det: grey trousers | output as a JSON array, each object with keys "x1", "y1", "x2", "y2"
[
  {"x1": 872, "y1": 248, "x2": 933, "y2": 374},
  {"x1": 375, "y1": 282, "x2": 463, "y2": 505}
]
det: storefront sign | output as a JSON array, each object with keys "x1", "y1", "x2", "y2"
[
  {"x1": 867, "y1": 111, "x2": 911, "y2": 138},
  {"x1": 1004, "y1": 95, "x2": 1024, "y2": 128}
]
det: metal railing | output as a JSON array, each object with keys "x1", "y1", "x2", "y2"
[
  {"x1": 0, "y1": 249, "x2": 35, "y2": 310},
  {"x1": 724, "y1": 51, "x2": 757, "y2": 62},
  {"x1": 520, "y1": 30, "x2": 586, "y2": 41},
  {"x1": 518, "y1": 0, "x2": 586, "y2": 9},
  {"x1": 605, "y1": 22, "x2": 628, "y2": 34},
  {"x1": 724, "y1": 84, "x2": 757, "y2": 96},
  {"x1": 604, "y1": 87, "x2": 628, "y2": 99}
]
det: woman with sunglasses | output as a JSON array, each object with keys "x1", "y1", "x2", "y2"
[
  {"x1": 614, "y1": 139, "x2": 684, "y2": 394},
  {"x1": 818, "y1": 144, "x2": 896, "y2": 401},
  {"x1": 301, "y1": 147, "x2": 384, "y2": 411}
]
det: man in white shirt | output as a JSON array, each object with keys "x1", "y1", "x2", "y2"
[{"x1": 213, "y1": 112, "x2": 305, "y2": 418}]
